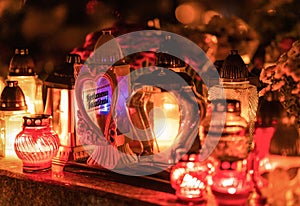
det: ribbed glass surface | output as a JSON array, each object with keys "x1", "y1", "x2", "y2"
[{"x1": 14, "y1": 126, "x2": 60, "y2": 172}]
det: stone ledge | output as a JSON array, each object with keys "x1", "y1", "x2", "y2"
[{"x1": 0, "y1": 157, "x2": 180, "y2": 206}]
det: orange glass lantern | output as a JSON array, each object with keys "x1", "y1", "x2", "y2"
[{"x1": 14, "y1": 114, "x2": 60, "y2": 172}]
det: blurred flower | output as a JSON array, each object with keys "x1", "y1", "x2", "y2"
[{"x1": 260, "y1": 40, "x2": 300, "y2": 126}]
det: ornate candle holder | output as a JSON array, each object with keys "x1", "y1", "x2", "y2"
[{"x1": 208, "y1": 50, "x2": 258, "y2": 147}]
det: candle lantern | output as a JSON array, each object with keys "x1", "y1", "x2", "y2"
[
  {"x1": 208, "y1": 50, "x2": 258, "y2": 146},
  {"x1": 44, "y1": 53, "x2": 86, "y2": 163},
  {"x1": 156, "y1": 34, "x2": 206, "y2": 122},
  {"x1": 14, "y1": 114, "x2": 60, "y2": 172},
  {"x1": 0, "y1": 80, "x2": 28, "y2": 157},
  {"x1": 7, "y1": 48, "x2": 44, "y2": 114},
  {"x1": 170, "y1": 153, "x2": 213, "y2": 202},
  {"x1": 254, "y1": 91, "x2": 284, "y2": 160}
]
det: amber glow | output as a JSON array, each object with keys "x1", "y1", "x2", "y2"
[
  {"x1": 25, "y1": 96, "x2": 34, "y2": 114},
  {"x1": 152, "y1": 92, "x2": 179, "y2": 152},
  {"x1": 5, "y1": 112, "x2": 25, "y2": 157},
  {"x1": 221, "y1": 177, "x2": 236, "y2": 187},
  {"x1": 211, "y1": 171, "x2": 253, "y2": 198},
  {"x1": 170, "y1": 158, "x2": 209, "y2": 201},
  {"x1": 175, "y1": 4, "x2": 197, "y2": 25},
  {"x1": 180, "y1": 173, "x2": 206, "y2": 189},
  {"x1": 8, "y1": 76, "x2": 43, "y2": 114},
  {"x1": 59, "y1": 89, "x2": 71, "y2": 146},
  {"x1": 212, "y1": 176, "x2": 243, "y2": 195},
  {"x1": 241, "y1": 55, "x2": 250, "y2": 64}
]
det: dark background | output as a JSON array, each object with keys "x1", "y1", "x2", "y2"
[{"x1": 0, "y1": 0, "x2": 299, "y2": 77}]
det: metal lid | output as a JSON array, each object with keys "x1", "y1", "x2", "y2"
[
  {"x1": 156, "y1": 35, "x2": 186, "y2": 68},
  {"x1": 9, "y1": 48, "x2": 35, "y2": 76},
  {"x1": 66, "y1": 53, "x2": 81, "y2": 64},
  {"x1": 91, "y1": 30, "x2": 123, "y2": 65},
  {"x1": 22, "y1": 114, "x2": 51, "y2": 127},
  {"x1": 44, "y1": 53, "x2": 82, "y2": 89},
  {"x1": 219, "y1": 50, "x2": 249, "y2": 82},
  {"x1": 0, "y1": 80, "x2": 27, "y2": 111}
]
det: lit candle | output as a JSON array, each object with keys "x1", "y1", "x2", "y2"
[
  {"x1": 0, "y1": 81, "x2": 28, "y2": 157},
  {"x1": 8, "y1": 48, "x2": 44, "y2": 114},
  {"x1": 211, "y1": 170, "x2": 253, "y2": 205},
  {"x1": 153, "y1": 92, "x2": 180, "y2": 152},
  {"x1": 170, "y1": 154, "x2": 211, "y2": 203}
]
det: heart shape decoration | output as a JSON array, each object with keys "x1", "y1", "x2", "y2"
[{"x1": 75, "y1": 64, "x2": 118, "y2": 147}]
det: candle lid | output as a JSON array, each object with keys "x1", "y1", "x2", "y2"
[
  {"x1": 44, "y1": 53, "x2": 82, "y2": 89},
  {"x1": 134, "y1": 68, "x2": 192, "y2": 91},
  {"x1": 90, "y1": 30, "x2": 124, "y2": 65},
  {"x1": 156, "y1": 35, "x2": 186, "y2": 68},
  {"x1": 219, "y1": 50, "x2": 249, "y2": 82},
  {"x1": 22, "y1": 114, "x2": 51, "y2": 127},
  {"x1": 9, "y1": 48, "x2": 35, "y2": 76},
  {"x1": 0, "y1": 80, "x2": 27, "y2": 111}
]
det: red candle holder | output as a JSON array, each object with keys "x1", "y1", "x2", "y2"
[
  {"x1": 211, "y1": 170, "x2": 253, "y2": 205},
  {"x1": 14, "y1": 114, "x2": 60, "y2": 172},
  {"x1": 170, "y1": 153, "x2": 213, "y2": 203}
]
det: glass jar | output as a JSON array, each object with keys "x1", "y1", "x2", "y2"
[
  {"x1": 211, "y1": 170, "x2": 254, "y2": 206},
  {"x1": 170, "y1": 153, "x2": 213, "y2": 203},
  {"x1": 14, "y1": 114, "x2": 60, "y2": 172},
  {"x1": 200, "y1": 99, "x2": 250, "y2": 161},
  {"x1": 208, "y1": 50, "x2": 258, "y2": 145}
]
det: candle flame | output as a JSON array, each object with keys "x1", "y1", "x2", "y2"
[{"x1": 180, "y1": 173, "x2": 205, "y2": 189}]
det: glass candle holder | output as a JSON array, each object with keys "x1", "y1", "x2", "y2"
[
  {"x1": 208, "y1": 50, "x2": 258, "y2": 146},
  {"x1": 0, "y1": 80, "x2": 28, "y2": 157},
  {"x1": 170, "y1": 153, "x2": 213, "y2": 203},
  {"x1": 14, "y1": 114, "x2": 60, "y2": 172},
  {"x1": 200, "y1": 99, "x2": 250, "y2": 162},
  {"x1": 8, "y1": 48, "x2": 44, "y2": 114},
  {"x1": 211, "y1": 170, "x2": 254, "y2": 206}
]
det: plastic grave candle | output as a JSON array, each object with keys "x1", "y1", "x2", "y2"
[
  {"x1": 8, "y1": 48, "x2": 44, "y2": 114},
  {"x1": 0, "y1": 80, "x2": 28, "y2": 157}
]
